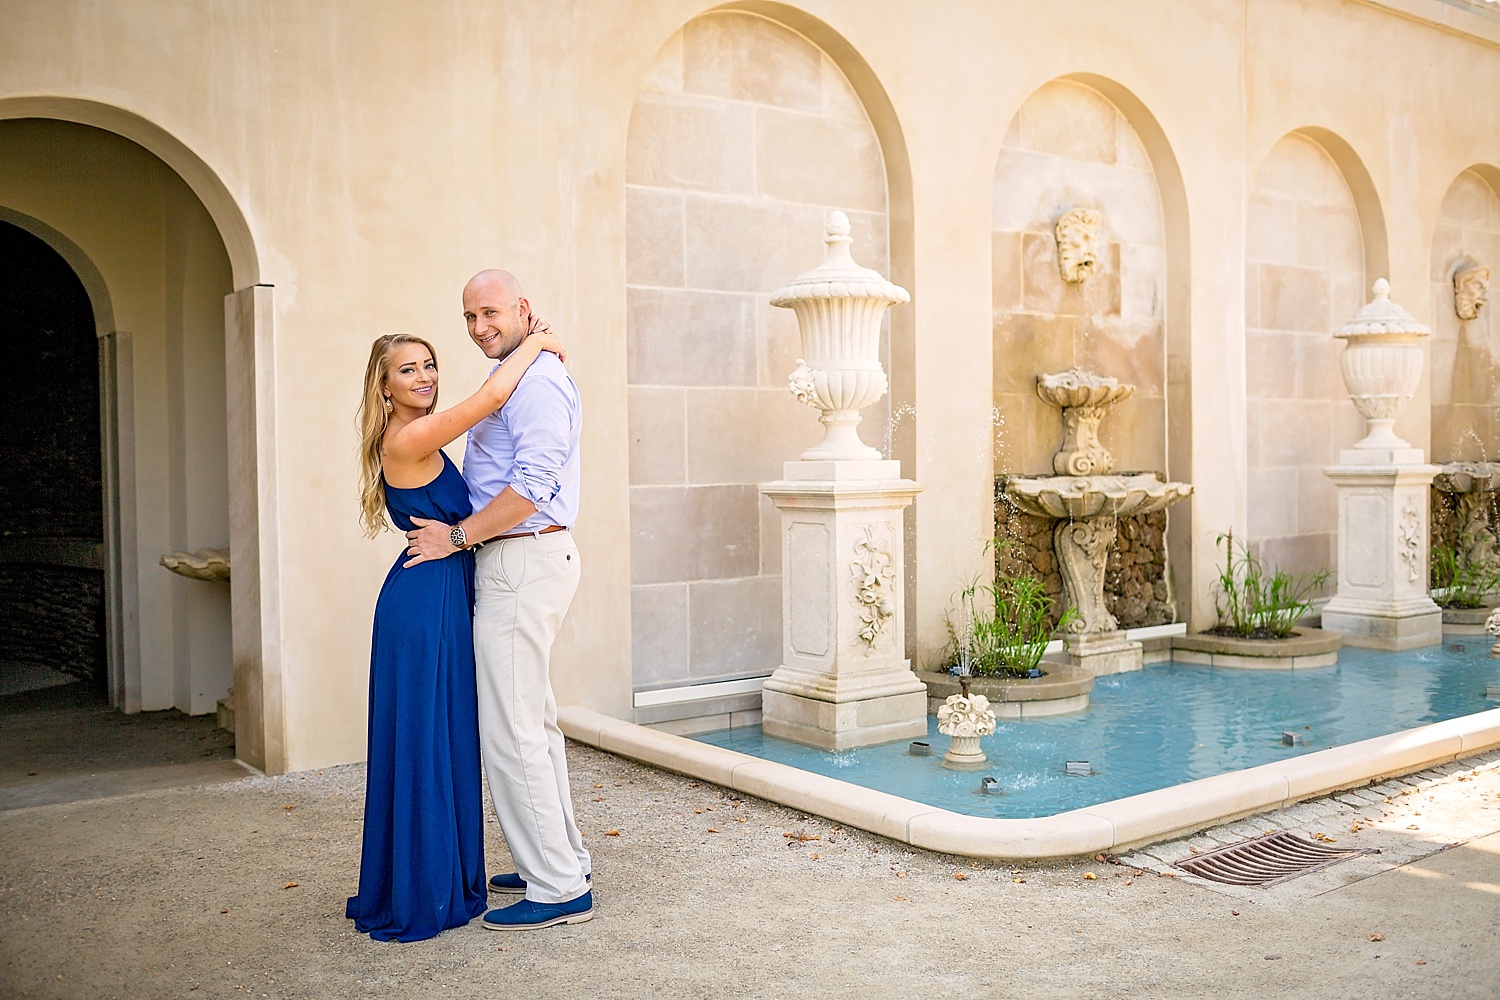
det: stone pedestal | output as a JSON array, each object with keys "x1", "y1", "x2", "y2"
[
  {"x1": 1321, "y1": 461, "x2": 1443, "y2": 650},
  {"x1": 1065, "y1": 629, "x2": 1143, "y2": 675},
  {"x1": 760, "y1": 460, "x2": 926, "y2": 750}
]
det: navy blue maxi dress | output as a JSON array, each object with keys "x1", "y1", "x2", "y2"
[{"x1": 346, "y1": 452, "x2": 488, "y2": 941}]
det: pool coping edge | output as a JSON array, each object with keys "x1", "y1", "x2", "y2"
[{"x1": 558, "y1": 705, "x2": 1500, "y2": 861}]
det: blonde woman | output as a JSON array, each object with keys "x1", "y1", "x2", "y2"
[{"x1": 346, "y1": 324, "x2": 562, "y2": 943}]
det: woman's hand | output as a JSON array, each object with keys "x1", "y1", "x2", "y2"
[{"x1": 527, "y1": 330, "x2": 566, "y2": 363}]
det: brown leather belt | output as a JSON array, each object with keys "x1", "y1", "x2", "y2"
[{"x1": 478, "y1": 524, "x2": 567, "y2": 545}]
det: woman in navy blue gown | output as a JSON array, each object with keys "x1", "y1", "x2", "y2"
[{"x1": 347, "y1": 327, "x2": 561, "y2": 942}]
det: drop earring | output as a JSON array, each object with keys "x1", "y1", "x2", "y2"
[{"x1": 384, "y1": 395, "x2": 393, "y2": 412}]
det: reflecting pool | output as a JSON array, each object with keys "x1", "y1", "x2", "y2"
[{"x1": 694, "y1": 635, "x2": 1500, "y2": 818}]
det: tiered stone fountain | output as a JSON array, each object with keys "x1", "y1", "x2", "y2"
[
  {"x1": 1431, "y1": 461, "x2": 1500, "y2": 631},
  {"x1": 1001, "y1": 370, "x2": 1193, "y2": 675}
]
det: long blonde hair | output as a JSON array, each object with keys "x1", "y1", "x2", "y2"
[{"x1": 357, "y1": 334, "x2": 440, "y2": 536}]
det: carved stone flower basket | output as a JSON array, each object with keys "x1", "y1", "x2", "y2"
[
  {"x1": 1486, "y1": 608, "x2": 1500, "y2": 655},
  {"x1": 936, "y1": 689, "x2": 997, "y2": 769}
]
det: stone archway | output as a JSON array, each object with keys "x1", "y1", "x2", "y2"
[{"x1": 0, "y1": 112, "x2": 283, "y2": 773}]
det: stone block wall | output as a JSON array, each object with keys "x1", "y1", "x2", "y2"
[
  {"x1": 1429, "y1": 170, "x2": 1500, "y2": 462},
  {"x1": 625, "y1": 12, "x2": 889, "y2": 694},
  {"x1": 992, "y1": 80, "x2": 1167, "y2": 477},
  {"x1": 1244, "y1": 134, "x2": 1366, "y2": 585}
]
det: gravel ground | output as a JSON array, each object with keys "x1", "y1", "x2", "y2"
[{"x1": 3, "y1": 742, "x2": 1499, "y2": 999}]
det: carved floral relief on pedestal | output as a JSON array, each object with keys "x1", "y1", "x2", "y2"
[
  {"x1": 1398, "y1": 497, "x2": 1423, "y2": 585},
  {"x1": 850, "y1": 522, "x2": 896, "y2": 648},
  {"x1": 1054, "y1": 208, "x2": 1102, "y2": 284}
]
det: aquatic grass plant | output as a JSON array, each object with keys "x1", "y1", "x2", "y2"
[
  {"x1": 1430, "y1": 544, "x2": 1500, "y2": 610},
  {"x1": 1211, "y1": 529, "x2": 1330, "y2": 639},
  {"x1": 944, "y1": 545, "x2": 1079, "y2": 676}
]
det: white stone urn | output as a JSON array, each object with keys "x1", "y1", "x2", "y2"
[
  {"x1": 1334, "y1": 279, "x2": 1431, "y2": 456},
  {"x1": 1487, "y1": 608, "x2": 1500, "y2": 655},
  {"x1": 936, "y1": 687, "x2": 997, "y2": 768},
  {"x1": 770, "y1": 211, "x2": 910, "y2": 461}
]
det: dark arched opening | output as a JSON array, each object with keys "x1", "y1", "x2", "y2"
[{"x1": 0, "y1": 220, "x2": 105, "y2": 696}]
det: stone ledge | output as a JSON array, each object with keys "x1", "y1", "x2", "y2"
[
  {"x1": 1441, "y1": 601, "x2": 1500, "y2": 635},
  {"x1": 1172, "y1": 628, "x2": 1342, "y2": 669},
  {"x1": 557, "y1": 705, "x2": 1500, "y2": 861},
  {"x1": 916, "y1": 660, "x2": 1092, "y2": 710}
]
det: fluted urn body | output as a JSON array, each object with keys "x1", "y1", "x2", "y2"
[
  {"x1": 771, "y1": 211, "x2": 910, "y2": 461},
  {"x1": 1334, "y1": 279, "x2": 1431, "y2": 454}
]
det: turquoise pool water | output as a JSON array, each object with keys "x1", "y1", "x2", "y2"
[{"x1": 694, "y1": 636, "x2": 1500, "y2": 819}]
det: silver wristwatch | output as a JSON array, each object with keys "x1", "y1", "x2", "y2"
[{"x1": 449, "y1": 524, "x2": 467, "y2": 549}]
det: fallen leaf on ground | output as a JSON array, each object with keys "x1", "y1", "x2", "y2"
[
  {"x1": 783, "y1": 830, "x2": 820, "y2": 842},
  {"x1": 706, "y1": 827, "x2": 720, "y2": 834},
  {"x1": 604, "y1": 829, "x2": 620, "y2": 837},
  {"x1": 1083, "y1": 873, "x2": 1097, "y2": 880},
  {"x1": 1012, "y1": 878, "x2": 1025, "y2": 884},
  {"x1": 810, "y1": 853, "x2": 819, "y2": 860},
  {"x1": 282, "y1": 882, "x2": 299, "y2": 889},
  {"x1": 896, "y1": 871, "x2": 907, "y2": 878},
  {"x1": 220, "y1": 909, "x2": 229, "y2": 914},
  {"x1": 893, "y1": 895, "x2": 906, "y2": 901},
  {"x1": 1416, "y1": 959, "x2": 1427, "y2": 965},
  {"x1": 593, "y1": 796, "x2": 603, "y2": 802},
  {"x1": 694, "y1": 809, "x2": 702, "y2": 814},
  {"x1": 593, "y1": 784, "x2": 603, "y2": 789},
  {"x1": 283, "y1": 805, "x2": 294, "y2": 811},
  {"x1": 954, "y1": 872, "x2": 969, "y2": 881},
  {"x1": 733, "y1": 816, "x2": 747, "y2": 823},
  {"x1": 1231, "y1": 910, "x2": 1239, "y2": 916},
  {"x1": 1368, "y1": 933, "x2": 1385, "y2": 942}
]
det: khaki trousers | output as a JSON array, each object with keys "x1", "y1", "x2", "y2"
[{"x1": 473, "y1": 530, "x2": 590, "y2": 904}]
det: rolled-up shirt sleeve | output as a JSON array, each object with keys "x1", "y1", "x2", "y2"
[{"x1": 502, "y1": 376, "x2": 574, "y2": 511}]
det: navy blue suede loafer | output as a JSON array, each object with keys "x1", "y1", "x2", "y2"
[
  {"x1": 482, "y1": 891, "x2": 594, "y2": 931},
  {"x1": 488, "y1": 871, "x2": 590, "y2": 895}
]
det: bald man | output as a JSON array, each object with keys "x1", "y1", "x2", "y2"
[{"x1": 404, "y1": 270, "x2": 592, "y2": 931}]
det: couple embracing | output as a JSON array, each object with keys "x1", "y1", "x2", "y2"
[{"x1": 346, "y1": 269, "x2": 593, "y2": 941}]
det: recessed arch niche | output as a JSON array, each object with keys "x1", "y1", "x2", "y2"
[
  {"x1": 991, "y1": 76, "x2": 1186, "y2": 629},
  {"x1": 1244, "y1": 129, "x2": 1383, "y2": 582},
  {"x1": 623, "y1": 9, "x2": 904, "y2": 710},
  {"x1": 1429, "y1": 165, "x2": 1500, "y2": 463}
]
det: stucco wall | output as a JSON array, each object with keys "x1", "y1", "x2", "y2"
[{"x1": 2, "y1": 0, "x2": 1499, "y2": 770}]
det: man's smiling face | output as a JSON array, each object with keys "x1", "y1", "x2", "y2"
[{"x1": 463, "y1": 273, "x2": 530, "y2": 361}]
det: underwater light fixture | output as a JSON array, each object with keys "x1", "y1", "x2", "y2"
[
  {"x1": 909, "y1": 740, "x2": 932, "y2": 756},
  {"x1": 1485, "y1": 685, "x2": 1500, "y2": 700},
  {"x1": 1281, "y1": 731, "x2": 1306, "y2": 746},
  {"x1": 1064, "y1": 760, "x2": 1094, "y2": 776},
  {"x1": 978, "y1": 776, "x2": 1001, "y2": 795}
]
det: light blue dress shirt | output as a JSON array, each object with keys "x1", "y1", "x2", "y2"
[{"x1": 463, "y1": 352, "x2": 581, "y2": 534}]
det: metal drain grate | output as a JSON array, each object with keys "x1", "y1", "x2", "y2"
[{"x1": 1172, "y1": 831, "x2": 1377, "y2": 887}]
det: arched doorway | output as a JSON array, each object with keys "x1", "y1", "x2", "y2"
[
  {"x1": 0, "y1": 221, "x2": 105, "y2": 696},
  {"x1": 0, "y1": 119, "x2": 242, "y2": 787}
]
